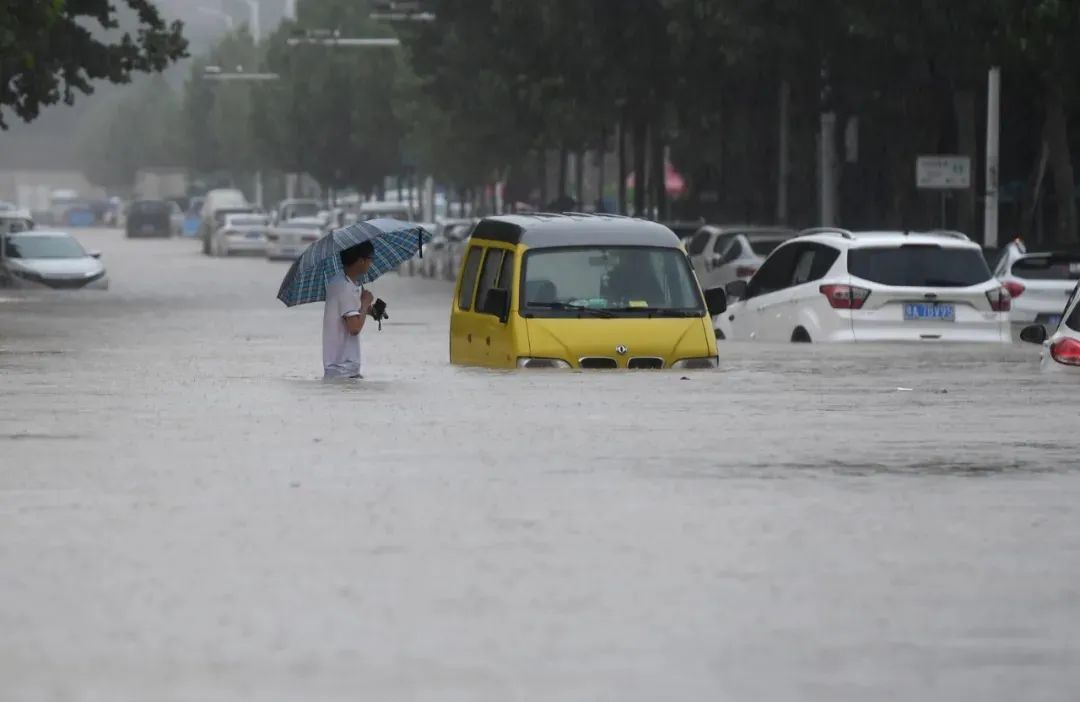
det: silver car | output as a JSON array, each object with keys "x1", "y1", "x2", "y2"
[{"x1": 0, "y1": 230, "x2": 108, "y2": 290}]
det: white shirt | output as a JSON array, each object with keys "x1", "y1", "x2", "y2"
[{"x1": 323, "y1": 275, "x2": 362, "y2": 378}]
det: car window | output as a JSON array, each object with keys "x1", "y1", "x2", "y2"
[
  {"x1": 849, "y1": 245, "x2": 992, "y2": 287},
  {"x1": 1011, "y1": 255, "x2": 1080, "y2": 281},
  {"x1": 497, "y1": 249, "x2": 515, "y2": 289},
  {"x1": 712, "y1": 233, "x2": 735, "y2": 255},
  {"x1": 457, "y1": 247, "x2": 484, "y2": 310},
  {"x1": 746, "y1": 243, "x2": 801, "y2": 298},
  {"x1": 474, "y1": 248, "x2": 506, "y2": 312},
  {"x1": 687, "y1": 230, "x2": 711, "y2": 256},
  {"x1": 790, "y1": 244, "x2": 840, "y2": 285}
]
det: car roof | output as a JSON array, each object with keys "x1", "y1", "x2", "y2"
[
  {"x1": 795, "y1": 229, "x2": 980, "y2": 249},
  {"x1": 471, "y1": 213, "x2": 682, "y2": 249}
]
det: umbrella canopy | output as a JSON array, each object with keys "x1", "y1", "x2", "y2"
[{"x1": 276, "y1": 218, "x2": 432, "y2": 307}]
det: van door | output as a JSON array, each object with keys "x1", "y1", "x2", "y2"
[
  {"x1": 450, "y1": 245, "x2": 484, "y2": 365},
  {"x1": 470, "y1": 246, "x2": 513, "y2": 367}
]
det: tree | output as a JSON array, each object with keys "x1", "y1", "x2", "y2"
[{"x1": 0, "y1": 0, "x2": 187, "y2": 128}]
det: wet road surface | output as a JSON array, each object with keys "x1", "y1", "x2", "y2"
[{"x1": 2, "y1": 228, "x2": 1078, "y2": 701}]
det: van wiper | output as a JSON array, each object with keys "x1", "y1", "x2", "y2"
[{"x1": 527, "y1": 302, "x2": 617, "y2": 317}]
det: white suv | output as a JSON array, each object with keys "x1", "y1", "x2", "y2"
[
  {"x1": 715, "y1": 229, "x2": 1011, "y2": 343},
  {"x1": 994, "y1": 239, "x2": 1080, "y2": 332},
  {"x1": 1019, "y1": 283, "x2": 1080, "y2": 372}
]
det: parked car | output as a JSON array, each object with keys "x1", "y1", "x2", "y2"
[
  {"x1": 273, "y1": 198, "x2": 323, "y2": 225},
  {"x1": 993, "y1": 239, "x2": 1080, "y2": 333},
  {"x1": 211, "y1": 213, "x2": 271, "y2": 256},
  {"x1": 200, "y1": 189, "x2": 249, "y2": 254},
  {"x1": 125, "y1": 200, "x2": 174, "y2": 238},
  {"x1": 0, "y1": 229, "x2": 108, "y2": 290},
  {"x1": 687, "y1": 225, "x2": 797, "y2": 291},
  {"x1": 265, "y1": 216, "x2": 327, "y2": 261},
  {"x1": 449, "y1": 214, "x2": 727, "y2": 369},
  {"x1": 431, "y1": 218, "x2": 476, "y2": 280},
  {"x1": 715, "y1": 228, "x2": 1011, "y2": 343},
  {"x1": 1019, "y1": 283, "x2": 1080, "y2": 372},
  {"x1": 0, "y1": 209, "x2": 34, "y2": 235}
]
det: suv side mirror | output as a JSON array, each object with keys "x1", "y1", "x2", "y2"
[
  {"x1": 725, "y1": 279, "x2": 748, "y2": 301},
  {"x1": 703, "y1": 286, "x2": 727, "y2": 316},
  {"x1": 1019, "y1": 324, "x2": 1048, "y2": 345},
  {"x1": 481, "y1": 288, "x2": 510, "y2": 323}
]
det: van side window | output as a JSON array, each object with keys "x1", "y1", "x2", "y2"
[
  {"x1": 497, "y1": 250, "x2": 515, "y2": 289},
  {"x1": 457, "y1": 247, "x2": 484, "y2": 310},
  {"x1": 474, "y1": 249, "x2": 505, "y2": 311}
]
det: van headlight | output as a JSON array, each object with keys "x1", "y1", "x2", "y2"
[
  {"x1": 516, "y1": 357, "x2": 571, "y2": 369},
  {"x1": 671, "y1": 357, "x2": 718, "y2": 369}
]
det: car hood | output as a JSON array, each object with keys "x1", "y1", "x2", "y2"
[
  {"x1": 525, "y1": 316, "x2": 714, "y2": 363},
  {"x1": 6, "y1": 257, "x2": 104, "y2": 278}
]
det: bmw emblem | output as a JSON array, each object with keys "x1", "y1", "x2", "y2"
[{"x1": 615, "y1": 345, "x2": 629, "y2": 355}]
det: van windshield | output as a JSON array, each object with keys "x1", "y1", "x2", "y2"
[{"x1": 521, "y1": 246, "x2": 704, "y2": 316}]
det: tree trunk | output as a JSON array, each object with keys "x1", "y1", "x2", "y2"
[
  {"x1": 633, "y1": 118, "x2": 647, "y2": 216},
  {"x1": 1045, "y1": 89, "x2": 1078, "y2": 244},
  {"x1": 538, "y1": 149, "x2": 548, "y2": 208},
  {"x1": 652, "y1": 123, "x2": 667, "y2": 221},
  {"x1": 557, "y1": 145, "x2": 569, "y2": 201},
  {"x1": 575, "y1": 149, "x2": 585, "y2": 210},
  {"x1": 952, "y1": 89, "x2": 977, "y2": 236},
  {"x1": 617, "y1": 118, "x2": 627, "y2": 215}
]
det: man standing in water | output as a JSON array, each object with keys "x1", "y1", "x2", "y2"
[{"x1": 323, "y1": 241, "x2": 375, "y2": 379}]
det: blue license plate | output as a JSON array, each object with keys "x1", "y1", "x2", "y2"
[{"x1": 903, "y1": 302, "x2": 955, "y2": 321}]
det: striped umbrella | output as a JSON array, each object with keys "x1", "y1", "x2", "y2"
[{"x1": 276, "y1": 218, "x2": 432, "y2": 307}]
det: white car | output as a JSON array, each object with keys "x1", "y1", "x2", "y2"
[
  {"x1": 212, "y1": 213, "x2": 271, "y2": 256},
  {"x1": 994, "y1": 239, "x2": 1080, "y2": 332},
  {"x1": 0, "y1": 230, "x2": 108, "y2": 290},
  {"x1": 1019, "y1": 283, "x2": 1080, "y2": 372},
  {"x1": 715, "y1": 229, "x2": 1011, "y2": 343},
  {"x1": 265, "y1": 217, "x2": 327, "y2": 261},
  {"x1": 687, "y1": 225, "x2": 796, "y2": 291}
]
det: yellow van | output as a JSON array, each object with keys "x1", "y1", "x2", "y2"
[{"x1": 449, "y1": 214, "x2": 728, "y2": 369}]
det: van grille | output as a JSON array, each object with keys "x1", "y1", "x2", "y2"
[
  {"x1": 579, "y1": 357, "x2": 617, "y2": 369},
  {"x1": 628, "y1": 357, "x2": 663, "y2": 369}
]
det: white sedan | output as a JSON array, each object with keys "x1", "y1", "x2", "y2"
[
  {"x1": 1019, "y1": 283, "x2": 1080, "y2": 372},
  {"x1": 0, "y1": 230, "x2": 108, "y2": 290},
  {"x1": 211, "y1": 213, "x2": 271, "y2": 256}
]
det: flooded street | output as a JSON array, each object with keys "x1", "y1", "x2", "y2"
[{"x1": 2, "y1": 228, "x2": 1078, "y2": 701}]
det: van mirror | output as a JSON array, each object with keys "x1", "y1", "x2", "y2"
[
  {"x1": 725, "y1": 279, "x2": 748, "y2": 301},
  {"x1": 1019, "y1": 324, "x2": 1048, "y2": 345},
  {"x1": 703, "y1": 286, "x2": 727, "y2": 316},
  {"x1": 481, "y1": 288, "x2": 510, "y2": 323}
]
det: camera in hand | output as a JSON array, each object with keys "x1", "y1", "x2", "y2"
[{"x1": 368, "y1": 298, "x2": 388, "y2": 329}]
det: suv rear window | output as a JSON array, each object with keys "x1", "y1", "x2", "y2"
[
  {"x1": 1011, "y1": 255, "x2": 1080, "y2": 281},
  {"x1": 848, "y1": 245, "x2": 992, "y2": 287}
]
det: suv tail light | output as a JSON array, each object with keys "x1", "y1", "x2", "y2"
[
  {"x1": 735, "y1": 266, "x2": 757, "y2": 279},
  {"x1": 1003, "y1": 281, "x2": 1025, "y2": 299},
  {"x1": 1050, "y1": 338, "x2": 1080, "y2": 366},
  {"x1": 986, "y1": 286, "x2": 1012, "y2": 312},
  {"x1": 819, "y1": 284, "x2": 870, "y2": 310}
]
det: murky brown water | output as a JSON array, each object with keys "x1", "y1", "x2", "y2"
[{"x1": 1, "y1": 228, "x2": 1077, "y2": 701}]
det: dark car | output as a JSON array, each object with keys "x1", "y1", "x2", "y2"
[{"x1": 126, "y1": 200, "x2": 173, "y2": 238}]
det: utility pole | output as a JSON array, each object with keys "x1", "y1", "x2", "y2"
[{"x1": 984, "y1": 66, "x2": 1001, "y2": 248}]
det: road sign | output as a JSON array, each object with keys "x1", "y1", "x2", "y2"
[{"x1": 916, "y1": 156, "x2": 971, "y2": 190}]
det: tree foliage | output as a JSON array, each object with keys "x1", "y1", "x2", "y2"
[{"x1": 0, "y1": 0, "x2": 188, "y2": 128}]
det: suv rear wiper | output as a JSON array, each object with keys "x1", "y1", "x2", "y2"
[{"x1": 527, "y1": 302, "x2": 617, "y2": 317}]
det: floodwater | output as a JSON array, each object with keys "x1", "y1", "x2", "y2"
[{"x1": 1, "y1": 228, "x2": 1078, "y2": 701}]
